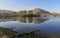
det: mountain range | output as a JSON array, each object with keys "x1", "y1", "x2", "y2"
[{"x1": 0, "y1": 8, "x2": 51, "y2": 14}]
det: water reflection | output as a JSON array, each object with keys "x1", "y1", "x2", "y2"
[
  {"x1": 0, "y1": 17, "x2": 60, "y2": 38},
  {"x1": 0, "y1": 17, "x2": 48, "y2": 24}
]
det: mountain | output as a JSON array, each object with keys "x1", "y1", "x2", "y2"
[{"x1": 33, "y1": 8, "x2": 51, "y2": 14}]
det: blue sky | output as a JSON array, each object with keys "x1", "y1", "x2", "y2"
[{"x1": 0, "y1": 0, "x2": 60, "y2": 13}]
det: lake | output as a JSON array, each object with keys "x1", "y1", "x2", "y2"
[{"x1": 0, "y1": 16, "x2": 60, "y2": 38}]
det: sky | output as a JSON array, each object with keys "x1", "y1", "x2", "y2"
[{"x1": 0, "y1": 0, "x2": 60, "y2": 13}]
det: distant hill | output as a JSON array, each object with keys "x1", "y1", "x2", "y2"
[{"x1": 0, "y1": 10, "x2": 16, "y2": 14}]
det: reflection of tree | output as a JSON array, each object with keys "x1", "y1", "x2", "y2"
[
  {"x1": 26, "y1": 17, "x2": 33, "y2": 23},
  {"x1": 17, "y1": 17, "x2": 26, "y2": 22},
  {"x1": 17, "y1": 17, "x2": 48, "y2": 24}
]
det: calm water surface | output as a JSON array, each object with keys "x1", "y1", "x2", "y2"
[{"x1": 0, "y1": 17, "x2": 60, "y2": 38}]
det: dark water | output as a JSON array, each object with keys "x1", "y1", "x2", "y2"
[{"x1": 0, "y1": 17, "x2": 60, "y2": 38}]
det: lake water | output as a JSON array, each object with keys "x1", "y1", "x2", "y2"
[{"x1": 0, "y1": 17, "x2": 60, "y2": 38}]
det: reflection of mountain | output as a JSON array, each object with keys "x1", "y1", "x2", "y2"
[
  {"x1": 0, "y1": 17, "x2": 17, "y2": 22},
  {"x1": 0, "y1": 17, "x2": 48, "y2": 24}
]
